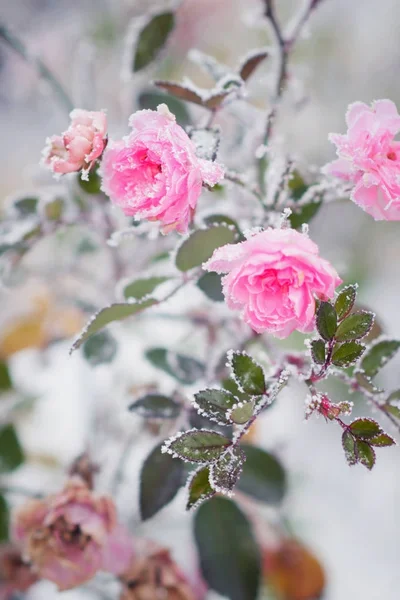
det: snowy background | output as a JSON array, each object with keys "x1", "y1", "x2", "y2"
[{"x1": 1, "y1": 1, "x2": 400, "y2": 599}]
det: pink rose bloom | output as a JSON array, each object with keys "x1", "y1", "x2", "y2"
[
  {"x1": 101, "y1": 104, "x2": 224, "y2": 234},
  {"x1": 323, "y1": 99, "x2": 400, "y2": 220},
  {"x1": 203, "y1": 228, "x2": 341, "y2": 338},
  {"x1": 12, "y1": 478, "x2": 133, "y2": 591},
  {"x1": 42, "y1": 109, "x2": 107, "y2": 178},
  {"x1": 0, "y1": 544, "x2": 38, "y2": 600}
]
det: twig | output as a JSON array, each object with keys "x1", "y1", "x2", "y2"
[{"x1": 0, "y1": 23, "x2": 73, "y2": 114}]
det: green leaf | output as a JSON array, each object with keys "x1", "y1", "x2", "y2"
[
  {"x1": 335, "y1": 285, "x2": 357, "y2": 321},
  {"x1": 203, "y1": 214, "x2": 242, "y2": 235},
  {"x1": 162, "y1": 430, "x2": 231, "y2": 463},
  {"x1": 229, "y1": 401, "x2": 254, "y2": 425},
  {"x1": 78, "y1": 169, "x2": 102, "y2": 194},
  {"x1": 83, "y1": 331, "x2": 117, "y2": 366},
  {"x1": 342, "y1": 430, "x2": 357, "y2": 466},
  {"x1": 349, "y1": 418, "x2": 381, "y2": 440},
  {"x1": 129, "y1": 393, "x2": 181, "y2": 419},
  {"x1": 44, "y1": 197, "x2": 64, "y2": 221},
  {"x1": 289, "y1": 200, "x2": 322, "y2": 230},
  {"x1": 0, "y1": 361, "x2": 12, "y2": 393},
  {"x1": 385, "y1": 403, "x2": 400, "y2": 420},
  {"x1": 331, "y1": 341, "x2": 365, "y2": 367},
  {"x1": 228, "y1": 351, "x2": 266, "y2": 395},
  {"x1": 186, "y1": 466, "x2": 215, "y2": 510},
  {"x1": 146, "y1": 348, "x2": 205, "y2": 384},
  {"x1": 133, "y1": 12, "x2": 175, "y2": 72},
  {"x1": 222, "y1": 377, "x2": 249, "y2": 402},
  {"x1": 139, "y1": 442, "x2": 185, "y2": 520},
  {"x1": 193, "y1": 389, "x2": 237, "y2": 425},
  {"x1": 194, "y1": 497, "x2": 261, "y2": 600},
  {"x1": 0, "y1": 424, "x2": 24, "y2": 473},
  {"x1": 288, "y1": 170, "x2": 309, "y2": 201},
  {"x1": 368, "y1": 432, "x2": 396, "y2": 447},
  {"x1": 355, "y1": 440, "x2": 376, "y2": 470},
  {"x1": 361, "y1": 339, "x2": 400, "y2": 378},
  {"x1": 197, "y1": 272, "x2": 224, "y2": 302},
  {"x1": 138, "y1": 90, "x2": 190, "y2": 127},
  {"x1": 175, "y1": 226, "x2": 237, "y2": 272},
  {"x1": 70, "y1": 299, "x2": 156, "y2": 352},
  {"x1": 335, "y1": 312, "x2": 374, "y2": 342},
  {"x1": 316, "y1": 302, "x2": 337, "y2": 341},
  {"x1": 209, "y1": 447, "x2": 245, "y2": 494},
  {"x1": 12, "y1": 196, "x2": 38, "y2": 217},
  {"x1": 310, "y1": 339, "x2": 325, "y2": 364},
  {"x1": 237, "y1": 444, "x2": 286, "y2": 505},
  {"x1": 123, "y1": 276, "x2": 169, "y2": 301},
  {"x1": 0, "y1": 496, "x2": 9, "y2": 541}
]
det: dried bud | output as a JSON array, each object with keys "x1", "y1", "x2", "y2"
[{"x1": 68, "y1": 453, "x2": 98, "y2": 490}]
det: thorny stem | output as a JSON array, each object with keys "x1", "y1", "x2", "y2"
[
  {"x1": 258, "y1": 0, "x2": 323, "y2": 193},
  {"x1": 0, "y1": 23, "x2": 74, "y2": 114}
]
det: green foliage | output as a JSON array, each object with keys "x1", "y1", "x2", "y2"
[
  {"x1": 229, "y1": 400, "x2": 255, "y2": 425},
  {"x1": 186, "y1": 466, "x2": 214, "y2": 510},
  {"x1": 361, "y1": 339, "x2": 400, "y2": 378},
  {"x1": 335, "y1": 312, "x2": 374, "y2": 342},
  {"x1": 197, "y1": 272, "x2": 224, "y2": 301},
  {"x1": 228, "y1": 352, "x2": 266, "y2": 395},
  {"x1": 138, "y1": 90, "x2": 190, "y2": 127},
  {"x1": 0, "y1": 361, "x2": 12, "y2": 392},
  {"x1": 140, "y1": 442, "x2": 185, "y2": 520},
  {"x1": 237, "y1": 444, "x2": 287, "y2": 505},
  {"x1": 133, "y1": 12, "x2": 175, "y2": 72},
  {"x1": 193, "y1": 389, "x2": 237, "y2": 425},
  {"x1": 77, "y1": 169, "x2": 102, "y2": 194},
  {"x1": 310, "y1": 339, "x2": 325, "y2": 364},
  {"x1": 129, "y1": 394, "x2": 181, "y2": 419},
  {"x1": 316, "y1": 301, "x2": 337, "y2": 341},
  {"x1": 289, "y1": 200, "x2": 322, "y2": 230},
  {"x1": 122, "y1": 276, "x2": 169, "y2": 301},
  {"x1": 335, "y1": 285, "x2": 357, "y2": 321},
  {"x1": 83, "y1": 331, "x2": 117, "y2": 366},
  {"x1": 175, "y1": 225, "x2": 237, "y2": 272},
  {"x1": 0, "y1": 496, "x2": 9, "y2": 541},
  {"x1": 0, "y1": 424, "x2": 24, "y2": 473},
  {"x1": 194, "y1": 497, "x2": 261, "y2": 600},
  {"x1": 163, "y1": 430, "x2": 231, "y2": 463},
  {"x1": 146, "y1": 348, "x2": 205, "y2": 384},
  {"x1": 331, "y1": 341, "x2": 365, "y2": 367}
]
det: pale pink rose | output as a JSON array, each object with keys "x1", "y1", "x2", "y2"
[
  {"x1": 12, "y1": 478, "x2": 133, "y2": 591},
  {"x1": 101, "y1": 104, "x2": 224, "y2": 234},
  {"x1": 203, "y1": 228, "x2": 341, "y2": 338},
  {"x1": 323, "y1": 99, "x2": 400, "y2": 220},
  {"x1": 42, "y1": 109, "x2": 107, "y2": 178},
  {"x1": 0, "y1": 544, "x2": 38, "y2": 600},
  {"x1": 119, "y1": 540, "x2": 207, "y2": 600}
]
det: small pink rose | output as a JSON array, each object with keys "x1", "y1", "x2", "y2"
[
  {"x1": 203, "y1": 228, "x2": 341, "y2": 338},
  {"x1": 101, "y1": 104, "x2": 224, "y2": 234},
  {"x1": 12, "y1": 477, "x2": 134, "y2": 591},
  {"x1": 323, "y1": 99, "x2": 400, "y2": 220},
  {"x1": 42, "y1": 109, "x2": 107, "y2": 178}
]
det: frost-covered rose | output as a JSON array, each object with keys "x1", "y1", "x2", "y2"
[
  {"x1": 203, "y1": 228, "x2": 341, "y2": 338},
  {"x1": 12, "y1": 478, "x2": 133, "y2": 590},
  {"x1": 323, "y1": 99, "x2": 400, "y2": 220},
  {"x1": 101, "y1": 104, "x2": 224, "y2": 234},
  {"x1": 42, "y1": 109, "x2": 107, "y2": 178},
  {"x1": 0, "y1": 544, "x2": 38, "y2": 600},
  {"x1": 120, "y1": 541, "x2": 206, "y2": 600}
]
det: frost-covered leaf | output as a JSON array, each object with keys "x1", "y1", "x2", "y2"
[
  {"x1": 43, "y1": 197, "x2": 64, "y2": 221},
  {"x1": 0, "y1": 361, "x2": 12, "y2": 393},
  {"x1": 385, "y1": 403, "x2": 400, "y2": 420},
  {"x1": 133, "y1": 12, "x2": 175, "y2": 72},
  {"x1": 239, "y1": 48, "x2": 269, "y2": 81},
  {"x1": 71, "y1": 299, "x2": 156, "y2": 352},
  {"x1": 0, "y1": 218, "x2": 41, "y2": 255},
  {"x1": 289, "y1": 200, "x2": 322, "y2": 230},
  {"x1": 189, "y1": 128, "x2": 220, "y2": 161},
  {"x1": 195, "y1": 497, "x2": 261, "y2": 600},
  {"x1": 331, "y1": 341, "x2": 365, "y2": 367},
  {"x1": 368, "y1": 432, "x2": 396, "y2": 447},
  {"x1": 138, "y1": 90, "x2": 190, "y2": 126},
  {"x1": 355, "y1": 440, "x2": 375, "y2": 470},
  {"x1": 335, "y1": 285, "x2": 357, "y2": 321},
  {"x1": 146, "y1": 347, "x2": 205, "y2": 384},
  {"x1": 193, "y1": 389, "x2": 237, "y2": 425},
  {"x1": 204, "y1": 89, "x2": 233, "y2": 110},
  {"x1": 229, "y1": 401, "x2": 254, "y2": 425},
  {"x1": 209, "y1": 447, "x2": 245, "y2": 494},
  {"x1": 228, "y1": 351, "x2": 266, "y2": 395},
  {"x1": 122, "y1": 276, "x2": 169, "y2": 301},
  {"x1": 197, "y1": 272, "x2": 224, "y2": 301},
  {"x1": 342, "y1": 430, "x2": 357, "y2": 466},
  {"x1": 311, "y1": 339, "x2": 325, "y2": 364},
  {"x1": 186, "y1": 466, "x2": 215, "y2": 510},
  {"x1": 83, "y1": 330, "x2": 117, "y2": 366},
  {"x1": 175, "y1": 225, "x2": 237, "y2": 272},
  {"x1": 129, "y1": 394, "x2": 181, "y2": 419},
  {"x1": 11, "y1": 196, "x2": 38, "y2": 217},
  {"x1": 222, "y1": 377, "x2": 249, "y2": 402},
  {"x1": 162, "y1": 429, "x2": 231, "y2": 463},
  {"x1": 0, "y1": 424, "x2": 24, "y2": 473},
  {"x1": 139, "y1": 442, "x2": 184, "y2": 520},
  {"x1": 349, "y1": 418, "x2": 381, "y2": 440},
  {"x1": 361, "y1": 339, "x2": 400, "y2": 378},
  {"x1": 335, "y1": 311, "x2": 374, "y2": 342},
  {"x1": 316, "y1": 302, "x2": 337, "y2": 341},
  {"x1": 154, "y1": 80, "x2": 204, "y2": 106},
  {"x1": 237, "y1": 444, "x2": 286, "y2": 505},
  {"x1": 78, "y1": 169, "x2": 101, "y2": 194},
  {"x1": 288, "y1": 170, "x2": 309, "y2": 201},
  {"x1": 354, "y1": 370, "x2": 382, "y2": 395},
  {"x1": 0, "y1": 496, "x2": 9, "y2": 542}
]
